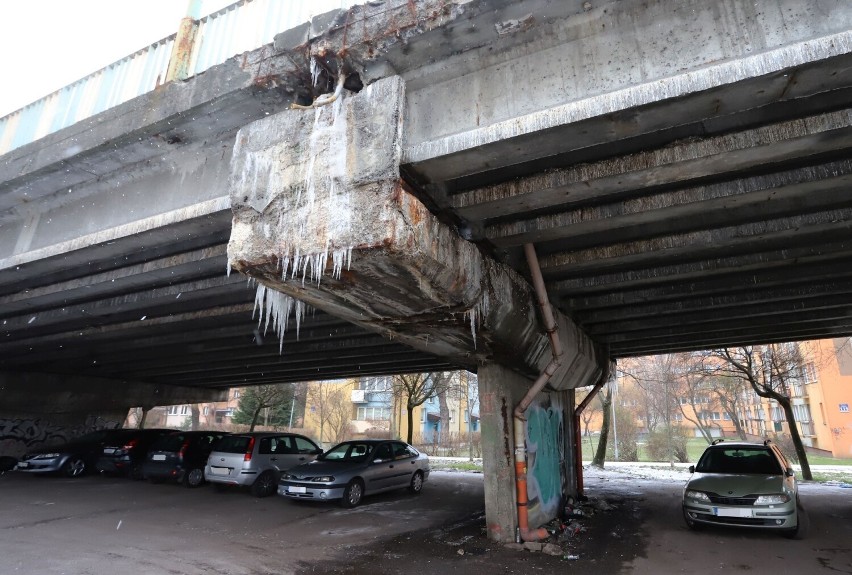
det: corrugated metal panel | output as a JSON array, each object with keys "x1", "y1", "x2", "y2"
[
  {"x1": 191, "y1": 0, "x2": 360, "y2": 75},
  {"x1": 0, "y1": 38, "x2": 174, "y2": 155},
  {"x1": 0, "y1": 0, "x2": 362, "y2": 156}
]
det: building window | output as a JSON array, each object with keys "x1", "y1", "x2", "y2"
[
  {"x1": 421, "y1": 410, "x2": 427, "y2": 422},
  {"x1": 722, "y1": 412, "x2": 731, "y2": 420},
  {"x1": 167, "y1": 406, "x2": 180, "y2": 415},
  {"x1": 203, "y1": 406, "x2": 209, "y2": 416},
  {"x1": 180, "y1": 405, "x2": 190, "y2": 415},
  {"x1": 674, "y1": 413, "x2": 683, "y2": 422},
  {"x1": 233, "y1": 390, "x2": 240, "y2": 399},
  {"x1": 356, "y1": 407, "x2": 390, "y2": 421},
  {"x1": 803, "y1": 363, "x2": 817, "y2": 384},
  {"x1": 360, "y1": 376, "x2": 392, "y2": 391}
]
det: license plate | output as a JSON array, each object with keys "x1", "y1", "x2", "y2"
[
  {"x1": 103, "y1": 448, "x2": 115, "y2": 454},
  {"x1": 714, "y1": 507, "x2": 752, "y2": 518},
  {"x1": 17, "y1": 462, "x2": 29, "y2": 468},
  {"x1": 210, "y1": 466, "x2": 229, "y2": 476},
  {"x1": 289, "y1": 486, "x2": 307, "y2": 494},
  {"x1": 152, "y1": 454, "x2": 166, "y2": 461}
]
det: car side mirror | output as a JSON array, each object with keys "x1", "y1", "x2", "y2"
[
  {"x1": 688, "y1": 465, "x2": 695, "y2": 473},
  {"x1": 785, "y1": 467, "x2": 795, "y2": 477}
]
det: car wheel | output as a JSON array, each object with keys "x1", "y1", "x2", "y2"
[
  {"x1": 783, "y1": 499, "x2": 808, "y2": 539},
  {"x1": 408, "y1": 471, "x2": 424, "y2": 494},
  {"x1": 682, "y1": 508, "x2": 704, "y2": 531},
  {"x1": 251, "y1": 471, "x2": 277, "y2": 497},
  {"x1": 183, "y1": 468, "x2": 205, "y2": 488},
  {"x1": 341, "y1": 479, "x2": 364, "y2": 508},
  {"x1": 62, "y1": 457, "x2": 86, "y2": 478}
]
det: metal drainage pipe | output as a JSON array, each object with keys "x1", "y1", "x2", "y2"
[{"x1": 513, "y1": 243, "x2": 563, "y2": 542}]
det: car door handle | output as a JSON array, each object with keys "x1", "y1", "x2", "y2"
[{"x1": 270, "y1": 457, "x2": 278, "y2": 461}]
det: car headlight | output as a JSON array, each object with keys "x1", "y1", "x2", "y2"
[
  {"x1": 685, "y1": 490, "x2": 710, "y2": 502},
  {"x1": 311, "y1": 476, "x2": 334, "y2": 483},
  {"x1": 755, "y1": 494, "x2": 790, "y2": 505},
  {"x1": 282, "y1": 473, "x2": 295, "y2": 481},
  {"x1": 34, "y1": 453, "x2": 61, "y2": 459}
]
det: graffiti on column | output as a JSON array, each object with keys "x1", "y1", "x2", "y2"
[
  {"x1": 525, "y1": 393, "x2": 564, "y2": 528},
  {"x1": 0, "y1": 415, "x2": 121, "y2": 459}
]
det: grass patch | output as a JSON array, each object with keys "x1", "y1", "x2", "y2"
[
  {"x1": 580, "y1": 434, "x2": 852, "y2": 467},
  {"x1": 808, "y1": 472, "x2": 852, "y2": 484},
  {"x1": 432, "y1": 461, "x2": 482, "y2": 472}
]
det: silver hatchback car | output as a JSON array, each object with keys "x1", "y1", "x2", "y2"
[
  {"x1": 278, "y1": 439, "x2": 430, "y2": 507},
  {"x1": 205, "y1": 432, "x2": 321, "y2": 497}
]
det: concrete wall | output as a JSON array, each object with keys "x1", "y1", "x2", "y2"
[
  {"x1": 479, "y1": 363, "x2": 578, "y2": 542},
  {"x1": 403, "y1": 0, "x2": 852, "y2": 149},
  {"x1": 0, "y1": 372, "x2": 224, "y2": 460}
]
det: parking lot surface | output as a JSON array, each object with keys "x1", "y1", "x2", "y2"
[
  {"x1": 0, "y1": 470, "x2": 483, "y2": 574},
  {"x1": 2, "y1": 466, "x2": 850, "y2": 574}
]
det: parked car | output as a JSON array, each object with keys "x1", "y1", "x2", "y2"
[
  {"x1": 142, "y1": 430, "x2": 228, "y2": 487},
  {"x1": 205, "y1": 432, "x2": 322, "y2": 497},
  {"x1": 95, "y1": 429, "x2": 174, "y2": 479},
  {"x1": 278, "y1": 439, "x2": 430, "y2": 508},
  {"x1": 682, "y1": 440, "x2": 801, "y2": 538},
  {"x1": 15, "y1": 429, "x2": 128, "y2": 478}
]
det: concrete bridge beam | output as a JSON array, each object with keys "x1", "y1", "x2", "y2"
[{"x1": 225, "y1": 74, "x2": 604, "y2": 538}]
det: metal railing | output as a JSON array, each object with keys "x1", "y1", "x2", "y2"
[{"x1": 0, "y1": 0, "x2": 359, "y2": 156}]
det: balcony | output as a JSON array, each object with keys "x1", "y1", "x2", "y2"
[{"x1": 351, "y1": 389, "x2": 367, "y2": 403}]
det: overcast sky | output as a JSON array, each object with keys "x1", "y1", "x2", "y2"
[{"x1": 0, "y1": 0, "x2": 235, "y2": 117}]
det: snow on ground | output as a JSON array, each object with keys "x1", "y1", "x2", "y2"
[{"x1": 429, "y1": 457, "x2": 852, "y2": 487}]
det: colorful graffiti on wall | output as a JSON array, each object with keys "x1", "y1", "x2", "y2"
[
  {"x1": 0, "y1": 415, "x2": 121, "y2": 459},
  {"x1": 525, "y1": 392, "x2": 565, "y2": 528}
]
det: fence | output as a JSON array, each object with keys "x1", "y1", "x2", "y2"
[{"x1": 0, "y1": 0, "x2": 360, "y2": 155}]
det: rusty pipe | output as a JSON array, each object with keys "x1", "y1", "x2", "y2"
[
  {"x1": 291, "y1": 63, "x2": 347, "y2": 110},
  {"x1": 573, "y1": 357, "x2": 611, "y2": 498},
  {"x1": 513, "y1": 243, "x2": 562, "y2": 542}
]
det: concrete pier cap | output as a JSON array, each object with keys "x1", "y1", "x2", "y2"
[
  {"x1": 226, "y1": 74, "x2": 602, "y2": 385},
  {"x1": 226, "y1": 0, "x2": 606, "y2": 542}
]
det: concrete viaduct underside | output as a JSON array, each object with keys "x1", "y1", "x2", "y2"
[{"x1": 2, "y1": 0, "x2": 852, "y2": 541}]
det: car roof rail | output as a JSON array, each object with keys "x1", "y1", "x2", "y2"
[{"x1": 711, "y1": 439, "x2": 725, "y2": 445}]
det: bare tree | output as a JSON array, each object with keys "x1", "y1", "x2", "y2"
[
  {"x1": 464, "y1": 372, "x2": 479, "y2": 461},
  {"x1": 190, "y1": 405, "x2": 201, "y2": 431},
  {"x1": 576, "y1": 387, "x2": 602, "y2": 453},
  {"x1": 591, "y1": 386, "x2": 612, "y2": 468},
  {"x1": 393, "y1": 372, "x2": 457, "y2": 444},
  {"x1": 325, "y1": 386, "x2": 354, "y2": 444},
  {"x1": 706, "y1": 345, "x2": 813, "y2": 480},
  {"x1": 307, "y1": 382, "x2": 352, "y2": 446}
]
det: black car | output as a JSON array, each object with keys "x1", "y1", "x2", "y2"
[
  {"x1": 142, "y1": 430, "x2": 229, "y2": 487},
  {"x1": 95, "y1": 429, "x2": 174, "y2": 479},
  {"x1": 15, "y1": 429, "x2": 127, "y2": 478}
]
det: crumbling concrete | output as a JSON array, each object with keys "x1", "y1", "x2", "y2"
[{"x1": 227, "y1": 75, "x2": 603, "y2": 382}]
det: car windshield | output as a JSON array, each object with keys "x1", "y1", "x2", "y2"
[
  {"x1": 696, "y1": 447, "x2": 782, "y2": 475},
  {"x1": 318, "y1": 442, "x2": 374, "y2": 461}
]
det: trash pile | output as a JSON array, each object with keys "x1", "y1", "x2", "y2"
[{"x1": 503, "y1": 496, "x2": 618, "y2": 561}]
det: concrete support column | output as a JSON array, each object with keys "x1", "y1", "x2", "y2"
[{"x1": 480, "y1": 364, "x2": 584, "y2": 543}]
